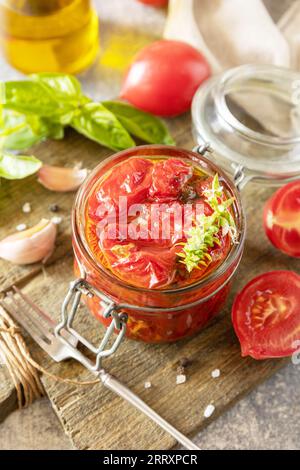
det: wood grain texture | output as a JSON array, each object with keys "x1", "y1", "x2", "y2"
[
  {"x1": 0, "y1": 368, "x2": 17, "y2": 423},
  {"x1": 0, "y1": 112, "x2": 298, "y2": 449}
]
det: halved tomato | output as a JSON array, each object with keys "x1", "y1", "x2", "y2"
[
  {"x1": 232, "y1": 271, "x2": 300, "y2": 359},
  {"x1": 264, "y1": 180, "x2": 300, "y2": 258},
  {"x1": 149, "y1": 158, "x2": 193, "y2": 201}
]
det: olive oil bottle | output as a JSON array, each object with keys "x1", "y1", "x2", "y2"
[{"x1": 0, "y1": 0, "x2": 99, "y2": 74}]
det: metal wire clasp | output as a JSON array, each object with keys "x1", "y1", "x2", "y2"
[
  {"x1": 194, "y1": 142, "x2": 253, "y2": 191},
  {"x1": 55, "y1": 279, "x2": 127, "y2": 371},
  {"x1": 193, "y1": 142, "x2": 213, "y2": 156}
]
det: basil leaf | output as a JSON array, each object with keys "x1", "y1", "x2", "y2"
[
  {"x1": 1, "y1": 110, "x2": 43, "y2": 150},
  {"x1": 102, "y1": 100, "x2": 175, "y2": 145},
  {"x1": 30, "y1": 73, "x2": 83, "y2": 105},
  {"x1": 0, "y1": 110, "x2": 64, "y2": 150},
  {"x1": 44, "y1": 120, "x2": 64, "y2": 140},
  {"x1": 1, "y1": 81, "x2": 76, "y2": 124},
  {"x1": 0, "y1": 152, "x2": 42, "y2": 179},
  {"x1": 71, "y1": 102, "x2": 135, "y2": 151},
  {"x1": 1, "y1": 81, "x2": 60, "y2": 116}
]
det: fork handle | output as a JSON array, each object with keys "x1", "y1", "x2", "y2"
[{"x1": 99, "y1": 370, "x2": 200, "y2": 451}]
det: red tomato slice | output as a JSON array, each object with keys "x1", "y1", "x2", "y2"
[
  {"x1": 100, "y1": 225, "x2": 176, "y2": 289},
  {"x1": 87, "y1": 195, "x2": 116, "y2": 225},
  {"x1": 97, "y1": 158, "x2": 153, "y2": 208},
  {"x1": 194, "y1": 176, "x2": 213, "y2": 197},
  {"x1": 127, "y1": 202, "x2": 187, "y2": 247},
  {"x1": 264, "y1": 180, "x2": 300, "y2": 258},
  {"x1": 149, "y1": 158, "x2": 193, "y2": 201},
  {"x1": 87, "y1": 158, "x2": 153, "y2": 226},
  {"x1": 137, "y1": 0, "x2": 168, "y2": 6},
  {"x1": 121, "y1": 40, "x2": 211, "y2": 117},
  {"x1": 232, "y1": 271, "x2": 300, "y2": 359}
]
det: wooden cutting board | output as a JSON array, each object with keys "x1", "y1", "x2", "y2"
[{"x1": 0, "y1": 114, "x2": 296, "y2": 449}]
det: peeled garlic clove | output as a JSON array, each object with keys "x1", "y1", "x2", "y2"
[
  {"x1": 38, "y1": 165, "x2": 88, "y2": 192},
  {"x1": 0, "y1": 219, "x2": 57, "y2": 265}
]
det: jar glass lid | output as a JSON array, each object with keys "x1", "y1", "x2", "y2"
[{"x1": 192, "y1": 64, "x2": 300, "y2": 186}]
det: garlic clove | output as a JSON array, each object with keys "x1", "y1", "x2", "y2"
[
  {"x1": 0, "y1": 219, "x2": 57, "y2": 265},
  {"x1": 38, "y1": 165, "x2": 88, "y2": 192}
]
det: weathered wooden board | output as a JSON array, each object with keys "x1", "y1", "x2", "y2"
[{"x1": 0, "y1": 114, "x2": 298, "y2": 449}]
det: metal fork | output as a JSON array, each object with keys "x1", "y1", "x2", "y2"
[{"x1": 0, "y1": 285, "x2": 199, "y2": 451}]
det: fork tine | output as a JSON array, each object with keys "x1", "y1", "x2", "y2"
[
  {"x1": 0, "y1": 299, "x2": 54, "y2": 353},
  {"x1": 2, "y1": 291, "x2": 53, "y2": 342},
  {"x1": 12, "y1": 286, "x2": 56, "y2": 329},
  {"x1": 2, "y1": 289, "x2": 78, "y2": 348},
  {"x1": 4, "y1": 289, "x2": 54, "y2": 337}
]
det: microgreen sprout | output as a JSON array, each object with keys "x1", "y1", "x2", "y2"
[{"x1": 178, "y1": 174, "x2": 237, "y2": 273}]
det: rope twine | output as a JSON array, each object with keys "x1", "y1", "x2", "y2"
[{"x1": 0, "y1": 307, "x2": 100, "y2": 409}]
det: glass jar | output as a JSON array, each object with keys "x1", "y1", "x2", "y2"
[
  {"x1": 72, "y1": 146, "x2": 245, "y2": 343},
  {"x1": 0, "y1": 0, "x2": 99, "y2": 74},
  {"x1": 67, "y1": 64, "x2": 298, "y2": 349},
  {"x1": 192, "y1": 64, "x2": 300, "y2": 189}
]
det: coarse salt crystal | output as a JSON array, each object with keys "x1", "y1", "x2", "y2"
[
  {"x1": 204, "y1": 404, "x2": 215, "y2": 418},
  {"x1": 176, "y1": 374, "x2": 186, "y2": 385},
  {"x1": 16, "y1": 223, "x2": 27, "y2": 231},
  {"x1": 222, "y1": 225, "x2": 229, "y2": 237},
  {"x1": 22, "y1": 202, "x2": 31, "y2": 213},
  {"x1": 144, "y1": 381, "x2": 152, "y2": 389},
  {"x1": 51, "y1": 216, "x2": 62, "y2": 225},
  {"x1": 211, "y1": 369, "x2": 220, "y2": 379}
]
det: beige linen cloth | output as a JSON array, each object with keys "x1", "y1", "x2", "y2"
[
  {"x1": 164, "y1": 0, "x2": 300, "y2": 139},
  {"x1": 164, "y1": 0, "x2": 300, "y2": 71}
]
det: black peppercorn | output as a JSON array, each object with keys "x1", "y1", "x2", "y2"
[{"x1": 49, "y1": 204, "x2": 60, "y2": 213}]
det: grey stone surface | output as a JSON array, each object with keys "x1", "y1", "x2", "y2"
[
  {"x1": 0, "y1": 399, "x2": 72, "y2": 450},
  {"x1": 195, "y1": 363, "x2": 300, "y2": 450},
  {"x1": 0, "y1": 0, "x2": 299, "y2": 451}
]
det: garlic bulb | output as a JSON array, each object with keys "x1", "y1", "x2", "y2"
[
  {"x1": 38, "y1": 165, "x2": 88, "y2": 192},
  {"x1": 0, "y1": 219, "x2": 57, "y2": 265}
]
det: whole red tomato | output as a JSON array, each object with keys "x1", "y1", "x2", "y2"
[
  {"x1": 137, "y1": 0, "x2": 168, "y2": 6},
  {"x1": 121, "y1": 40, "x2": 211, "y2": 117}
]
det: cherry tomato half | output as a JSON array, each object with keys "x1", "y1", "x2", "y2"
[
  {"x1": 149, "y1": 158, "x2": 193, "y2": 201},
  {"x1": 97, "y1": 157, "x2": 153, "y2": 208},
  {"x1": 232, "y1": 271, "x2": 300, "y2": 359},
  {"x1": 100, "y1": 225, "x2": 177, "y2": 289},
  {"x1": 137, "y1": 0, "x2": 168, "y2": 7},
  {"x1": 264, "y1": 180, "x2": 300, "y2": 258},
  {"x1": 121, "y1": 40, "x2": 211, "y2": 117}
]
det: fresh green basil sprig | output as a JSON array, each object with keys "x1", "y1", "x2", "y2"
[
  {"x1": 0, "y1": 73, "x2": 174, "y2": 180},
  {"x1": 177, "y1": 174, "x2": 237, "y2": 273}
]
